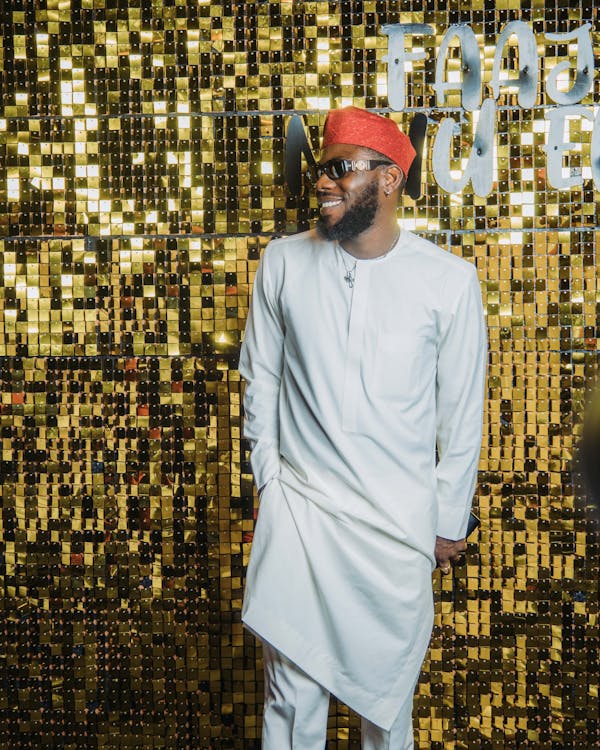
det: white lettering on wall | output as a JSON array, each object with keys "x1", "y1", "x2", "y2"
[
  {"x1": 432, "y1": 98, "x2": 496, "y2": 196},
  {"x1": 543, "y1": 105, "x2": 594, "y2": 189},
  {"x1": 545, "y1": 24, "x2": 593, "y2": 105},
  {"x1": 491, "y1": 21, "x2": 537, "y2": 109},
  {"x1": 434, "y1": 24, "x2": 481, "y2": 112},
  {"x1": 381, "y1": 24, "x2": 434, "y2": 113},
  {"x1": 382, "y1": 20, "x2": 597, "y2": 196}
]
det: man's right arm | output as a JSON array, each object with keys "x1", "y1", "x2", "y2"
[{"x1": 238, "y1": 246, "x2": 285, "y2": 491}]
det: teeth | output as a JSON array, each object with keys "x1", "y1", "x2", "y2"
[{"x1": 321, "y1": 200, "x2": 342, "y2": 208}]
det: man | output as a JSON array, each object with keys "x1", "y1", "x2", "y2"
[{"x1": 238, "y1": 106, "x2": 487, "y2": 749}]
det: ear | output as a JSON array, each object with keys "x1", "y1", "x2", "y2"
[{"x1": 381, "y1": 164, "x2": 405, "y2": 196}]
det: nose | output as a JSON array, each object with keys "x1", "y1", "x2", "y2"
[{"x1": 315, "y1": 170, "x2": 338, "y2": 192}]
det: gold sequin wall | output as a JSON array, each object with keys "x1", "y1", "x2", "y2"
[{"x1": 0, "y1": 1, "x2": 599, "y2": 748}]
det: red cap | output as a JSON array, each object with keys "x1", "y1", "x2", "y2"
[{"x1": 322, "y1": 107, "x2": 416, "y2": 177}]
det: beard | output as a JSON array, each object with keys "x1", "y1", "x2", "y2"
[{"x1": 316, "y1": 179, "x2": 380, "y2": 242}]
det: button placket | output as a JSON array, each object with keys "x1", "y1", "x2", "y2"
[{"x1": 341, "y1": 262, "x2": 371, "y2": 432}]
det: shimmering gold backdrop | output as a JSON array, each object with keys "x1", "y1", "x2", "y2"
[{"x1": 1, "y1": 1, "x2": 599, "y2": 748}]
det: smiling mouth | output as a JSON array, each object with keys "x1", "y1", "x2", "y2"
[{"x1": 319, "y1": 199, "x2": 343, "y2": 210}]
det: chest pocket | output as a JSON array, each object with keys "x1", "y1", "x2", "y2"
[{"x1": 372, "y1": 332, "x2": 431, "y2": 401}]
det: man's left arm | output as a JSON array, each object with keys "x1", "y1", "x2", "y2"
[{"x1": 435, "y1": 266, "x2": 487, "y2": 569}]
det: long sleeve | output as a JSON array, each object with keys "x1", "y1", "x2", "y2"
[
  {"x1": 238, "y1": 245, "x2": 284, "y2": 490},
  {"x1": 435, "y1": 266, "x2": 487, "y2": 540}
]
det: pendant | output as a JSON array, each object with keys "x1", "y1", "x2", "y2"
[{"x1": 344, "y1": 270, "x2": 355, "y2": 288}]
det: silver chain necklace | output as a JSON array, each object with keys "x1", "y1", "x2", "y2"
[{"x1": 339, "y1": 231, "x2": 400, "y2": 289}]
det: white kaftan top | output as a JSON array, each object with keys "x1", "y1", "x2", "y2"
[{"x1": 239, "y1": 228, "x2": 487, "y2": 730}]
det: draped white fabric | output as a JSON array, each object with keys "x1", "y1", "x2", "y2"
[{"x1": 239, "y1": 229, "x2": 487, "y2": 729}]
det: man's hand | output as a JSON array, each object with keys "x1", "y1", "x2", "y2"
[{"x1": 435, "y1": 536, "x2": 467, "y2": 575}]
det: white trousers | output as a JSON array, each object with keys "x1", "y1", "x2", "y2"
[{"x1": 262, "y1": 641, "x2": 415, "y2": 750}]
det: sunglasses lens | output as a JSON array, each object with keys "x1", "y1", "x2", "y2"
[
  {"x1": 330, "y1": 160, "x2": 346, "y2": 179},
  {"x1": 317, "y1": 160, "x2": 346, "y2": 180}
]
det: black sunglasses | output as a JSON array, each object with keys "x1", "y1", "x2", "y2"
[{"x1": 314, "y1": 158, "x2": 393, "y2": 180}]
